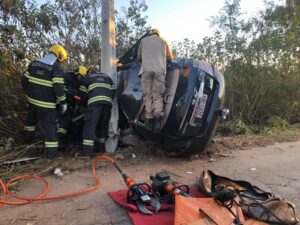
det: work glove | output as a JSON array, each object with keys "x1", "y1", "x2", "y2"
[
  {"x1": 74, "y1": 95, "x2": 81, "y2": 101},
  {"x1": 60, "y1": 103, "x2": 68, "y2": 115}
]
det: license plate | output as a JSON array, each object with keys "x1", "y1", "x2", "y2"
[{"x1": 193, "y1": 94, "x2": 208, "y2": 119}]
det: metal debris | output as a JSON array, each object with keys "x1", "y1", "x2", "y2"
[{"x1": 1, "y1": 157, "x2": 38, "y2": 165}]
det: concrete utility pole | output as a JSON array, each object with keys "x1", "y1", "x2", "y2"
[{"x1": 101, "y1": 0, "x2": 118, "y2": 152}]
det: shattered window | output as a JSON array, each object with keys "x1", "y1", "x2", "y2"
[
  {"x1": 118, "y1": 32, "x2": 149, "y2": 65},
  {"x1": 118, "y1": 42, "x2": 140, "y2": 65}
]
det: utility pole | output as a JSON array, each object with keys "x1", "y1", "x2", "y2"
[{"x1": 101, "y1": 0, "x2": 118, "y2": 152}]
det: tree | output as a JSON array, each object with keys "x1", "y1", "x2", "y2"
[
  {"x1": 0, "y1": 0, "x2": 150, "y2": 114},
  {"x1": 115, "y1": 0, "x2": 150, "y2": 57},
  {"x1": 172, "y1": 38, "x2": 196, "y2": 58},
  {"x1": 171, "y1": 0, "x2": 300, "y2": 124},
  {"x1": 0, "y1": 0, "x2": 149, "y2": 68}
]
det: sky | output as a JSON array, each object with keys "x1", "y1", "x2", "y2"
[
  {"x1": 115, "y1": 0, "x2": 278, "y2": 43},
  {"x1": 37, "y1": 0, "x2": 283, "y2": 43}
]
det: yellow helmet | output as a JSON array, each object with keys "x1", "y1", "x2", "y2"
[
  {"x1": 87, "y1": 65, "x2": 98, "y2": 75},
  {"x1": 75, "y1": 65, "x2": 87, "y2": 77},
  {"x1": 49, "y1": 45, "x2": 68, "y2": 62},
  {"x1": 148, "y1": 28, "x2": 160, "y2": 36}
]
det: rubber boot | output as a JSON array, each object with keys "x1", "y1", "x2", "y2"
[
  {"x1": 153, "y1": 116, "x2": 161, "y2": 134},
  {"x1": 58, "y1": 133, "x2": 68, "y2": 151},
  {"x1": 94, "y1": 142, "x2": 106, "y2": 153},
  {"x1": 46, "y1": 148, "x2": 58, "y2": 159},
  {"x1": 24, "y1": 131, "x2": 35, "y2": 144},
  {"x1": 144, "y1": 118, "x2": 154, "y2": 131},
  {"x1": 58, "y1": 132, "x2": 67, "y2": 141},
  {"x1": 81, "y1": 146, "x2": 94, "y2": 156}
]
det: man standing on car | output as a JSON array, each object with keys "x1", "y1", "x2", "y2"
[
  {"x1": 78, "y1": 68, "x2": 115, "y2": 155},
  {"x1": 138, "y1": 28, "x2": 173, "y2": 133}
]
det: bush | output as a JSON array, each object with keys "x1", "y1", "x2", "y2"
[
  {"x1": 0, "y1": 68, "x2": 25, "y2": 115},
  {"x1": 233, "y1": 120, "x2": 253, "y2": 135},
  {"x1": 218, "y1": 116, "x2": 295, "y2": 136},
  {"x1": 262, "y1": 116, "x2": 291, "y2": 134}
]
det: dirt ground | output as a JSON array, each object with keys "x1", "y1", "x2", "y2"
[{"x1": 1, "y1": 138, "x2": 300, "y2": 225}]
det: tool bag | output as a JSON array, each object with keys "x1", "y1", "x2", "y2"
[
  {"x1": 199, "y1": 170, "x2": 298, "y2": 225},
  {"x1": 174, "y1": 195, "x2": 246, "y2": 225}
]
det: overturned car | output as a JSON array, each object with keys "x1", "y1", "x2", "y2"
[{"x1": 117, "y1": 37, "x2": 228, "y2": 156}]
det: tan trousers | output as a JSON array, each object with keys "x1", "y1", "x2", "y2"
[{"x1": 141, "y1": 71, "x2": 166, "y2": 118}]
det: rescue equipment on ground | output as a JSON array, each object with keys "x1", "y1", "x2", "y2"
[
  {"x1": 112, "y1": 161, "x2": 161, "y2": 215},
  {"x1": 174, "y1": 195, "x2": 249, "y2": 225},
  {"x1": 199, "y1": 170, "x2": 298, "y2": 225},
  {"x1": 108, "y1": 186, "x2": 206, "y2": 225},
  {"x1": 0, "y1": 156, "x2": 114, "y2": 207},
  {"x1": 1, "y1": 156, "x2": 298, "y2": 225},
  {"x1": 150, "y1": 171, "x2": 192, "y2": 203}
]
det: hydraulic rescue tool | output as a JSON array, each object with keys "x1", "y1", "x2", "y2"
[
  {"x1": 113, "y1": 162, "x2": 161, "y2": 215},
  {"x1": 150, "y1": 171, "x2": 193, "y2": 203}
]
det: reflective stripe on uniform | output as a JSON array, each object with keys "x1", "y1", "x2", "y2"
[
  {"x1": 57, "y1": 95, "x2": 66, "y2": 102},
  {"x1": 58, "y1": 128, "x2": 67, "y2": 134},
  {"x1": 24, "y1": 126, "x2": 35, "y2": 131},
  {"x1": 88, "y1": 96, "x2": 112, "y2": 105},
  {"x1": 80, "y1": 85, "x2": 88, "y2": 93},
  {"x1": 52, "y1": 77, "x2": 64, "y2": 84},
  {"x1": 25, "y1": 72, "x2": 53, "y2": 87},
  {"x1": 45, "y1": 141, "x2": 58, "y2": 148},
  {"x1": 88, "y1": 83, "x2": 112, "y2": 92},
  {"x1": 26, "y1": 95, "x2": 56, "y2": 109},
  {"x1": 83, "y1": 139, "x2": 94, "y2": 146}
]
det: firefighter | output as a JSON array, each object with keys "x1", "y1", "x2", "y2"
[
  {"x1": 79, "y1": 68, "x2": 115, "y2": 155},
  {"x1": 21, "y1": 45, "x2": 68, "y2": 159},
  {"x1": 58, "y1": 65, "x2": 87, "y2": 144},
  {"x1": 138, "y1": 28, "x2": 173, "y2": 133}
]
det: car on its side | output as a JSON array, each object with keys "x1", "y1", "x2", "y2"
[{"x1": 117, "y1": 34, "x2": 228, "y2": 156}]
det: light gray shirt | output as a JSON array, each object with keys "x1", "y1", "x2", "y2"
[{"x1": 138, "y1": 35, "x2": 173, "y2": 75}]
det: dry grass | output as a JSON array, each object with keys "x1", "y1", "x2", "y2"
[
  {"x1": 0, "y1": 113, "x2": 45, "y2": 181},
  {"x1": 0, "y1": 113, "x2": 299, "y2": 182}
]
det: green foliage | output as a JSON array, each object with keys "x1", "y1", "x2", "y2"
[
  {"x1": 0, "y1": 0, "x2": 149, "y2": 68},
  {"x1": 0, "y1": 0, "x2": 298, "y2": 134},
  {"x1": 263, "y1": 116, "x2": 290, "y2": 134},
  {"x1": 173, "y1": 0, "x2": 300, "y2": 127},
  {"x1": 219, "y1": 116, "x2": 294, "y2": 136},
  {"x1": 0, "y1": 75, "x2": 23, "y2": 114},
  {"x1": 172, "y1": 38, "x2": 196, "y2": 58},
  {"x1": 0, "y1": 0, "x2": 149, "y2": 115},
  {"x1": 116, "y1": 0, "x2": 150, "y2": 57},
  {"x1": 233, "y1": 120, "x2": 254, "y2": 135}
]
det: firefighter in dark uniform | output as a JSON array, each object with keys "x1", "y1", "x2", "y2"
[
  {"x1": 21, "y1": 45, "x2": 68, "y2": 159},
  {"x1": 79, "y1": 69, "x2": 115, "y2": 155},
  {"x1": 58, "y1": 66, "x2": 87, "y2": 142}
]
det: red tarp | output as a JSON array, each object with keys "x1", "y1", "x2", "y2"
[{"x1": 108, "y1": 188, "x2": 205, "y2": 225}]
